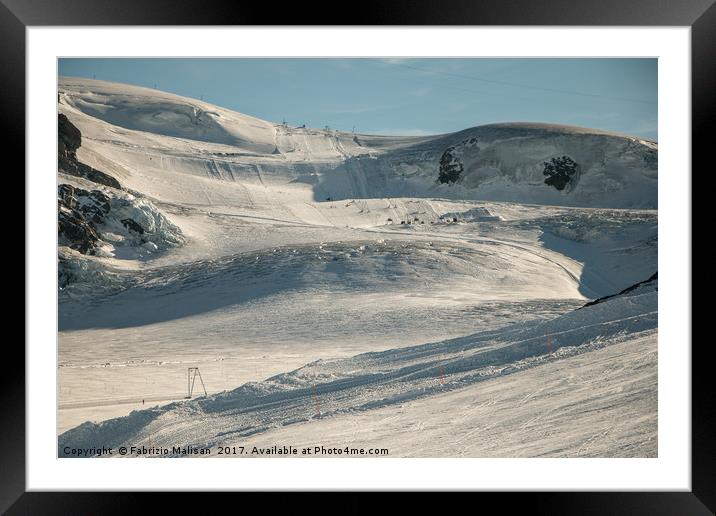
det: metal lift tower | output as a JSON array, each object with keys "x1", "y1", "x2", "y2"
[{"x1": 186, "y1": 367, "x2": 208, "y2": 398}]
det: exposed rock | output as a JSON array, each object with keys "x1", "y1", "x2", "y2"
[
  {"x1": 58, "y1": 183, "x2": 76, "y2": 209},
  {"x1": 77, "y1": 162, "x2": 123, "y2": 189},
  {"x1": 57, "y1": 181, "x2": 184, "y2": 262},
  {"x1": 58, "y1": 206, "x2": 101, "y2": 254},
  {"x1": 437, "y1": 137, "x2": 478, "y2": 184},
  {"x1": 579, "y1": 272, "x2": 657, "y2": 309},
  {"x1": 82, "y1": 191, "x2": 111, "y2": 224},
  {"x1": 58, "y1": 113, "x2": 81, "y2": 161},
  {"x1": 543, "y1": 155, "x2": 580, "y2": 191},
  {"x1": 121, "y1": 218, "x2": 145, "y2": 234},
  {"x1": 438, "y1": 146, "x2": 464, "y2": 184},
  {"x1": 57, "y1": 184, "x2": 111, "y2": 254},
  {"x1": 58, "y1": 114, "x2": 122, "y2": 190},
  {"x1": 59, "y1": 184, "x2": 111, "y2": 224}
]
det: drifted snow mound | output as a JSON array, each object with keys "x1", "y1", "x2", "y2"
[
  {"x1": 103, "y1": 192, "x2": 184, "y2": 251},
  {"x1": 441, "y1": 206, "x2": 503, "y2": 222}
]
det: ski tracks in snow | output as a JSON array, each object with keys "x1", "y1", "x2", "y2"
[{"x1": 59, "y1": 286, "x2": 657, "y2": 456}]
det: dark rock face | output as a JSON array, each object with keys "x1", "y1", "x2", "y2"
[
  {"x1": 59, "y1": 184, "x2": 111, "y2": 223},
  {"x1": 58, "y1": 184, "x2": 112, "y2": 254},
  {"x1": 76, "y1": 162, "x2": 123, "y2": 189},
  {"x1": 58, "y1": 184, "x2": 150, "y2": 255},
  {"x1": 58, "y1": 209, "x2": 101, "y2": 254},
  {"x1": 58, "y1": 113, "x2": 82, "y2": 161},
  {"x1": 58, "y1": 114, "x2": 122, "y2": 190},
  {"x1": 543, "y1": 155, "x2": 580, "y2": 191},
  {"x1": 580, "y1": 272, "x2": 657, "y2": 309},
  {"x1": 121, "y1": 218, "x2": 145, "y2": 234},
  {"x1": 438, "y1": 146, "x2": 464, "y2": 184},
  {"x1": 438, "y1": 137, "x2": 477, "y2": 185}
]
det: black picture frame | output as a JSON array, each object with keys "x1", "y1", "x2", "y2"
[{"x1": 6, "y1": 0, "x2": 710, "y2": 511}]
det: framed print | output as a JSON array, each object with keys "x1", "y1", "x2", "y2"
[{"x1": 6, "y1": 0, "x2": 711, "y2": 511}]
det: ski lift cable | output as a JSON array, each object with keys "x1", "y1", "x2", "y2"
[{"x1": 382, "y1": 60, "x2": 657, "y2": 105}]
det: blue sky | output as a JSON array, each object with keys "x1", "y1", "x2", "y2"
[{"x1": 58, "y1": 58, "x2": 658, "y2": 140}]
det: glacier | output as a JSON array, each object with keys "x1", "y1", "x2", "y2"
[{"x1": 56, "y1": 77, "x2": 657, "y2": 457}]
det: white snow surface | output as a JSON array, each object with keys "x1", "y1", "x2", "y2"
[
  {"x1": 59, "y1": 283, "x2": 657, "y2": 457},
  {"x1": 57, "y1": 78, "x2": 657, "y2": 456}
]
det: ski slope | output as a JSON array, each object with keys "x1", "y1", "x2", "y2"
[
  {"x1": 57, "y1": 78, "x2": 658, "y2": 456},
  {"x1": 229, "y1": 330, "x2": 657, "y2": 458},
  {"x1": 59, "y1": 279, "x2": 657, "y2": 457}
]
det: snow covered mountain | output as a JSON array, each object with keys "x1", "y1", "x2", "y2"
[
  {"x1": 57, "y1": 77, "x2": 658, "y2": 457},
  {"x1": 59, "y1": 77, "x2": 657, "y2": 211}
]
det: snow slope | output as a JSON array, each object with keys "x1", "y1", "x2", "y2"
[
  {"x1": 59, "y1": 77, "x2": 657, "y2": 210},
  {"x1": 229, "y1": 330, "x2": 656, "y2": 458},
  {"x1": 57, "y1": 78, "x2": 658, "y2": 455},
  {"x1": 59, "y1": 278, "x2": 657, "y2": 457}
]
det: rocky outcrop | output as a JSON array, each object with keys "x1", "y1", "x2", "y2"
[
  {"x1": 437, "y1": 137, "x2": 478, "y2": 184},
  {"x1": 57, "y1": 183, "x2": 157, "y2": 256},
  {"x1": 438, "y1": 147, "x2": 464, "y2": 184},
  {"x1": 121, "y1": 218, "x2": 145, "y2": 234},
  {"x1": 58, "y1": 208, "x2": 101, "y2": 254},
  {"x1": 543, "y1": 155, "x2": 580, "y2": 191},
  {"x1": 59, "y1": 184, "x2": 111, "y2": 223},
  {"x1": 57, "y1": 181, "x2": 184, "y2": 260},
  {"x1": 58, "y1": 184, "x2": 112, "y2": 254},
  {"x1": 579, "y1": 272, "x2": 657, "y2": 309},
  {"x1": 58, "y1": 113, "x2": 82, "y2": 161},
  {"x1": 58, "y1": 114, "x2": 122, "y2": 190}
]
